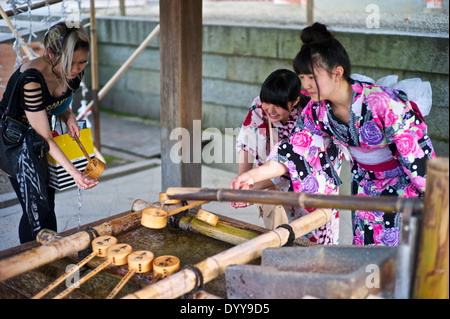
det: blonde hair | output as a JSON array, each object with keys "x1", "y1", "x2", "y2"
[{"x1": 44, "y1": 22, "x2": 90, "y2": 90}]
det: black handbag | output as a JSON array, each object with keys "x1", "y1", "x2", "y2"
[{"x1": 0, "y1": 77, "x2": 49, "y2": 178}]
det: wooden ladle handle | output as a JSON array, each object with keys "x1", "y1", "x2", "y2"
[
  {"x1": 73, "y1": 134, "x2": 93, "y2": 164},
  {"x1": 166, "y1": 200, "x2": 209, "y2": 217},
  {"x1": 60, "y1": 114, "x2": 93, "y2": 164}
]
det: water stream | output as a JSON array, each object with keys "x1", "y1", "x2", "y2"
[{"x1": 77, "y1": 187, "x2": 85, "y2": 231}]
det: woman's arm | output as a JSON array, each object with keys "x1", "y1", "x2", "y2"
[
  {"x1": 231, "y1": 151, "x2": 281, "y2": 208},
  {"x1": 231, "y1": 160, "x2": 288, "y2": 190},
  {"x1": 25, "y1": 109, "x2": 98, "y2": 189},
  {"x1": 238, "y1": 150, "x2": 276, "y2": 190},
  {"x1": 61, "y1": 107, "x2": 80, "y2": 138},
  {"x1": 22, "y1": 79, "x2": 97, "y2": 189}
]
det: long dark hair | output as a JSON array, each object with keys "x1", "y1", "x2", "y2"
[
  {"x1": 259, "y1": 69, "x2": 301, "y2": 111},
  {"x1": 293, "y1": 22, "x2": 351, "y2": 100}
]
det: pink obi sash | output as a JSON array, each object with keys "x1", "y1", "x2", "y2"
[{"x1": 349, "y1": 146, "x2": 400, "y2": 172}]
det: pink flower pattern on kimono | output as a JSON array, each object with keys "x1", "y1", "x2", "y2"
[
  {"x1": 395, "y1": 131, "x2": 425, "y2": 159},
  {"x1": 372, "y1": 224, "x2": 384, "y2": 245},
  {"x1": 366, "y1": 90, "x2": 390, "y2": 118},
  {"x1": 290, "y1": 131, "x2": 312, "y2": 155},
  {"x1": 272, "y1": 79, "x2": 435, "y2": 246},
  {"x1": 384, "y1": 108, "x2": 399, "y2": 127},
  {"x1": 357, "y1": 210, "x2": 376, "y2": 222},
  {"x1": 402, "y1": 183, "x2": 420, "y2": 198}
]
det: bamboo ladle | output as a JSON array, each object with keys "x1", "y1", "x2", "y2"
[
  {"x1": 32, "y1": 235, "x2": 117, "y2": 299},
  {"x1": 53, "y1": 243, "x2": 132, "y2": 299},
  {"x1": 73, "y1": 133, "x2": 105, "y2": 180},
  {"x1": 141, "y1": 200, "x2": 209, "y2": 229},
  {"x1": 61, "y1": 114, "x2": 105, "y2": 180},
  {"x1": 106, "y1": 250, "x2": 154, "y2": 299}
]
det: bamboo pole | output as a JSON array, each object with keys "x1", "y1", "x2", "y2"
[
  {"x1": 165, "y1": 187, "x2": 424, "y2": 215},
  {"x1": 0, "y1": 202, "x2": 261, "y2": 283},
  {"x1": 0, "y1": 223, "x2": 110, "y2": 283},
  {"x1": 122, "y1": 208, "x2": 332, "y2": 299},
  {"x1": 89, "y1": 0, "x2": 100, "y2": 151},
  {"x1": 119, "y1": 0, "x2": 126, "y2": 16},
  {"x1": 177, "y1": 215, "x2": 259, "y2": 246},
  {"x1": 0, "y1": 0, "x2": 62, "y2": 18},
  {"x1": 0, "y1": 5, "x2": 34, "y2": 60},
  {"x1": 131, "y1": 199, "x2": 263, "y2": 245},
  {"x1": 413, "y1": 157, "x2": 449, "y2": 299},
  {"x1": 76, "y1": 24, "x2": 161, "y2": 120}
]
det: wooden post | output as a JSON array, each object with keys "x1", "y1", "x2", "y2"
[
  {"x1": 89, "y1": 0, "x2": 101, "y2": 151},
  {"x1": 159, "y1": 0, "x2": 203, "y2": 190},
  {"x1": 306, "y1": 0, "x2": 314, "y2": 25},
  {"x1": 0, "y1": 0, "x2": 63, "y2": 18},
  {"x1": 0, "y1": 5, "x2": 34, "y2": 60},
  {"x1": 413, "y1": 157, "x2": 449, "y2": 299},
  {"x1": 119, "y1": 0, "x2": 125, "y2": 16}
]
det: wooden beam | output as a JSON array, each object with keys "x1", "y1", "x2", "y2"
[
  {"x1": 413, "y1": 157, "x2": 449, "y2": 299},
  {"x1": 307, "y1": 0, "x2": 314, "y2": 25},
  {"x1": 0, "y1": 0, "x2": 62, "y2": 19},
  {"x1": 159, "y1": 0, "x2": 203, "y2": 190},
  {"x1": 89, "y1": 0, "x2": 101, "y2": 151}
]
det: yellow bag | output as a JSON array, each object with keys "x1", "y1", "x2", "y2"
[{"x1": 46, "y1": 128, "x2": 95, "y2": 191}]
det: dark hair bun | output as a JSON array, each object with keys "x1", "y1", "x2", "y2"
[{"x1": 300, "y1": 22, "x2": 333, "y2": 45}]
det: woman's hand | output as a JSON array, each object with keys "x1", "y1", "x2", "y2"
[
  {"x1": 63, "y1": 109, "x2": 81, "y2": 138},
  {"x1": 73, "y1": 170, "x2": 99, "y2": 189},
  {"x1": 229, "y1": 161, "x2": 288, "y2": 209},
  {"x1": 229, "y1": 172, "x2": 254, "y2": 208}
]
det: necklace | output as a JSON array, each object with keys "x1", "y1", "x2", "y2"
[
  {"x1": 45, "y1": 56, "x2": 67, "y2": 95},
  {"x1": 52, "y1": 72, "x2": 67, "y2": 96}
]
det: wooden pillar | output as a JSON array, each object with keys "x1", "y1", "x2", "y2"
[
  {"x1": 413, "y1": 157, "x2": 449, "y2": 299},
  {"x1": 306, "y1": 0, "x2": 314, "y2": 25},
  {"x1": 89, "y1": 0, "x2": 101, "y2": 151},
  {"x1": 119, "y1": 0, "x2": 125, "y2": 16},
  {"x1": 159, "y1": 0, "x2": 202, "y2": 190}
]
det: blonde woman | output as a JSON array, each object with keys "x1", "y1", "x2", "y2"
[{"x1": 0, "y1": 22, "x2": 98, "y2": 243}]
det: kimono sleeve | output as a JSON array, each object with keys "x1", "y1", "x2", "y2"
[
  {"x1": 235, "y1": 96, "x2": 269, "y2": 164},
  {"x1": 268, "y1": 115, "x2": 342, "y2": 195}
]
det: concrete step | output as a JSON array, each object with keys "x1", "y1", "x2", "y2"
[{"x1": 225, "y1": 246, "x2": 398, "y2": 299}]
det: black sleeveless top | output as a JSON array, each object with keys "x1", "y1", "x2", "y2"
[{"x1": 0, "y1": 66, "x2": 82, "y2": 126}]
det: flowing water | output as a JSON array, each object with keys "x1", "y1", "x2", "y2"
[{"x1": 76, "y1": 187, "x2": 85, "y2": 231}]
